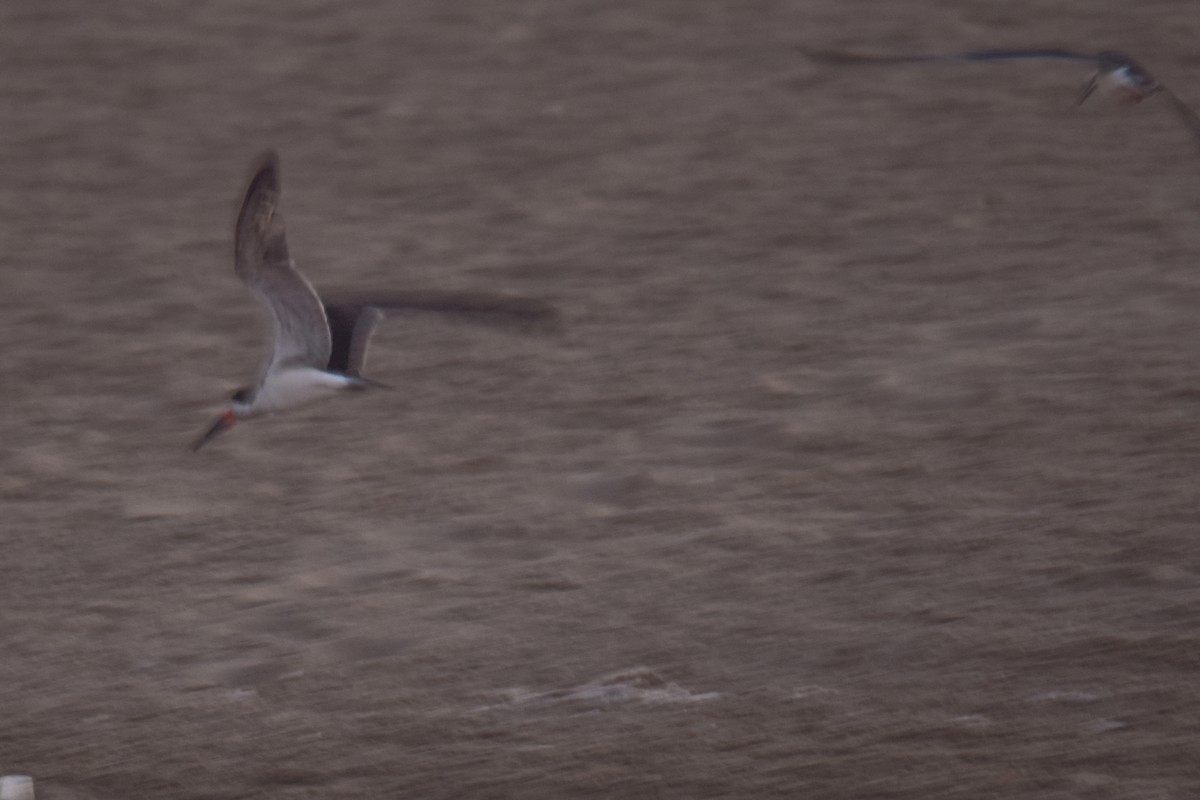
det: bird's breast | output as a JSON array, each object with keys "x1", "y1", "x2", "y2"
[{"x1": 251, "y1": 367, "x2": 358, "y2": 413}]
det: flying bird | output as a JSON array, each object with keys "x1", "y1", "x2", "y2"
[
  {"x1": 192, "y1": 150, "x2": 560, "y2": 451},
  {"x1": 803, "y1": 48, "x2": 1200, "y2": 149}
]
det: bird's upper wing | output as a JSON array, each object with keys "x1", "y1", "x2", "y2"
[
  {"x1": 234, "y1": 150, "x2": 331, "y2": 373},
  {"x1": 322, "y1": 291, "x2": 562, "y2": 376}
]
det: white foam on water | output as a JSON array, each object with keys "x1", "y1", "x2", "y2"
[
  {"x1": 1030, "y1": 689, "x2": 1101, "y2": 703},
  {"x1": 479, "y1": 666, "x2": 721, "y2": 711},
  {"x1": 0, "y1": 775, "x2": 35, "y2": 800}
]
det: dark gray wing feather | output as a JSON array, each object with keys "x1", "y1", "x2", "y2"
[
  {"x1": 322, "y1": 291, "x2": 562, "y2": 376},
  {"x1": 348, "y1": 291, "x2": 561, "y2": 326},
  {"x1": 324, "y1": 303, "x2": 384, "y2": 376},
  {"x1": 1159, "y1": 88, "x2": 1200, "y2": 152},
  {"x1": 802, "y1": 48, "x2": 1100, "y2": 66}
]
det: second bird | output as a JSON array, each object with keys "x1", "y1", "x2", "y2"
[{"x1": 803, "y1": 48, "x2": 1200, "y2": 150}]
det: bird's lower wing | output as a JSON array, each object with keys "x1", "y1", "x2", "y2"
[
  {"x1": 324, "y1": 304, "x2": 384, "y2": 376},
  {"x1": 802, "y1": 48, "x2": 1096, "y2": 66},
  {"x1": 329, "y1": 291, "x2": 561, "y2": 329},
  {"x1": 323, "y1": 291, "x2": 562, "y2": 377},
  {"x1": 384, "y1": 291, "x2": 558, "y2": 325},
  {"x1": 1159, "y1": 89, "x2": 1200, "y2": 152}
]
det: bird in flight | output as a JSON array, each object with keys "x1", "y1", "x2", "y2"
[
  {"x1": 803, "y1": 48, "x2": 1200, "y2": 149},
  {"x1": 192, "y1": 150, "x2": 560, "y2": 451}
]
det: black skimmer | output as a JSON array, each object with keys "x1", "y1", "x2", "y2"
[
  {"x1": 803, "y1": 48, "x2": 1200, "y2": 149},
  {"x1": 192, "y1": 150, "x2": 559, "y2": 451}
]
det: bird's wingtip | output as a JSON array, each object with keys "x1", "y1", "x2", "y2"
[
  {"x1": 242, "y1": 149, "x2": 282, "y2": 195},
  {"x1": 250, "y1": 148, "x2": 280, "y2": 173}
]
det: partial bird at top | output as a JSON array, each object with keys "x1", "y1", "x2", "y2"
[
  {"x1": 802, "y1": 48, "x2": 1200, "y2": 150},
  {"x1": 191, "y1": 150, "x2": 561, "y2": 452}
]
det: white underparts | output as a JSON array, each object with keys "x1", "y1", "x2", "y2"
[{"x1": 241, "y1": 368, "x2": 360, "y2": 416}]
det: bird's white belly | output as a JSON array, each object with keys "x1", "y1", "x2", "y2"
[{"x1": 254, "y1": 368, "x2": 355, "y2": 413}]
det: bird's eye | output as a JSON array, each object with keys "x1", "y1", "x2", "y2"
[{"x1": 230, "y1": 388, "x2": 249, "y2": 403}]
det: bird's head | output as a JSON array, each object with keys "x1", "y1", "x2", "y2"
[
  {"x1": 190, "y1": 388, "x2": 254, "y2": 452},
  {"x1": 1081, "y1": 52, "x2": 1161, "y2": 105}
]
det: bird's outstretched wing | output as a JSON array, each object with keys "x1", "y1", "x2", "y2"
[
  {"x1": 1158, "y1": 88, "x2": 1200, "y2": 151},
  {"x1": 802, "y1": 48, "x2": 1100, "y2": 66},
  {"x1": 323, "y1": 303, "x2": 384, "y2": 377},
  {"x1": 234, "y1": 150, "x2": 332, "y2": 374},
  {"x1": 323, "y1": 291, "x2": 562, "y2": 376}
]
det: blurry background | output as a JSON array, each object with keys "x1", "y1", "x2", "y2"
[{"x1": 2, "y1": 1, "x2": 1199, "y2": 797}]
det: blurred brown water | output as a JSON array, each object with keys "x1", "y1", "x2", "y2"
[{"x1": 2, "y1": 2, "x2": 1200, "y2": 798}]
